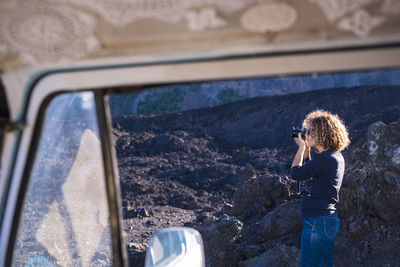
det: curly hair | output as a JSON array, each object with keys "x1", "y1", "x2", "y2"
[{"x1": 302, "y1": 109, "x2": 350, "y2": 151}]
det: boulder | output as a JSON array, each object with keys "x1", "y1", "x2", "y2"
[
  {"x1": 340, "y1": 120, "x2": 400, "y2": 223},
  {"x1": 261, "y1": 200, "x2": 302, "y2": 240},
  {"x1": 197, "y1": 214, "x2": 244, "y2": 267},
  {"x1": 231, "y1": 173, "x2": 290, "y2": 217}
]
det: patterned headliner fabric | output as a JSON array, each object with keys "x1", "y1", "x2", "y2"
[{"x1": 0, "y1": 0, "x2": 398, "y2": 66}]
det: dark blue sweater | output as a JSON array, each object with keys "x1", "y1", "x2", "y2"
[{"x1": 290, "y1": 149, "x2": 345, "y2": 218}]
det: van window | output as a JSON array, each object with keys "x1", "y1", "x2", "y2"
[{"x1": 107, "y1": 67, "x2": 400, "y2": 266}]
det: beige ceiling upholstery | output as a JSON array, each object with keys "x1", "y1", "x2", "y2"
[{"x1": 0, "y1": 0, "x2": 399, "y2": 71}]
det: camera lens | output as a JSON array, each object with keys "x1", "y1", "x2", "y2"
[{"x1": 292, "y1": 126, "x2": 305, "y2": 138}]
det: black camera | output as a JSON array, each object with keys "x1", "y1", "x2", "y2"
[{"x1": 292, "y1": 126, "x2": 305, "y2": 139}]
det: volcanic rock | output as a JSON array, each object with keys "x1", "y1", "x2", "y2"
[
  {"x1": 111, "y1": 85, "x2": 400, "y2": 266},
  {"x1": 261, "y1": 200, "x2": 302, "y2": 240},
  {"x1": 239, "y1": 244, "x2": 300, "y2": 267}
]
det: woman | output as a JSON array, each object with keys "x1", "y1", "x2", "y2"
[{"x1": 290, "y1": 109, "x2": 350, "y2": 267}]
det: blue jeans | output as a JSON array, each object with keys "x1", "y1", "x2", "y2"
[{"x1": 301, "y1": 214, "x2": 340, "y2": 267}]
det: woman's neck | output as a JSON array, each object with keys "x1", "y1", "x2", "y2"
[{"x1": 315, "y1": 146, "x2": 326, "y2": 153}]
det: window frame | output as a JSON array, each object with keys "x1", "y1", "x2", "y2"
[
  {"x1": 2, "y1": 89, "x2": 128, "y2": 266},
  {"x1": 1, "y1": 45, "x2": 400, "y2": 266}
]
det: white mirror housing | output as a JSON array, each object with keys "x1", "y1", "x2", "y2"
[{"x1": 145, "y1": 227, "x2": 205, "y2": 267}]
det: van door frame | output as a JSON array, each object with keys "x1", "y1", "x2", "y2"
[{"x1": 1, "y1": 45, "x2": 400, "y2": 266}]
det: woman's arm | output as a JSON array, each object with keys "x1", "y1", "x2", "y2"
[
  {"x1": 291, "y1": 146, "x2": 305, "y2": 168},
  {"x1": 290, "y1": 133, "x2": 318, "y2": 181},
  {"x1": 291, "y1": 132, "x2": 306, "y2": 167}
]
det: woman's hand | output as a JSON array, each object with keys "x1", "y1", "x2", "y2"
[{"x1": 293, "y1": 133, "x2": 306, "y2": 149}]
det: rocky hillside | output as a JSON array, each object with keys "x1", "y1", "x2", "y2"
[
  {"x1": 109, "y1": 69, "x2": 400, "y2": 115},
  {"x1": 111, "y1": 85, "x2": 400, "y2": 266}
]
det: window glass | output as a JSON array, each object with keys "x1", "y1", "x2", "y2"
[
  {"x1": 108, "y1": 68, "x2": 400, "y2": 266},
  {"x1": 13, "y1": 92, "x2": 112, "y2": 267}
]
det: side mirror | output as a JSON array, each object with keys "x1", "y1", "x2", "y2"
[{"x1": 145, "y1": 227, "x2": 205, "y2": 267}]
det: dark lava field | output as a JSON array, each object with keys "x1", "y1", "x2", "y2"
[{"x1": 111, "y1": 85, "x2": 400, "y2": 266}]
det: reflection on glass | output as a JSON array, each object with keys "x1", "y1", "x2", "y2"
[
  {"x1": 150, "y1": 230, "x2": 183, "y2": 265},
  {"x1": 145, "y1": 227, "x2": 205, "y2": 267},
  {"x1": 12, "y1": 93, "x2": 112, "y2": 267}
]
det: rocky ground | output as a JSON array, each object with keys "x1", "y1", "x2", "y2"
[{"x1": 111, "y1": 85, "x2": 400, "y2": 266}]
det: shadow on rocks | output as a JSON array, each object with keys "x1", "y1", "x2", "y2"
[
  {"x1": 230, "y1": 172, "x2": 291, "y2": 218},
  {"x1": 239, "y1": 244, "x2": 300, "y2": 267}
]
